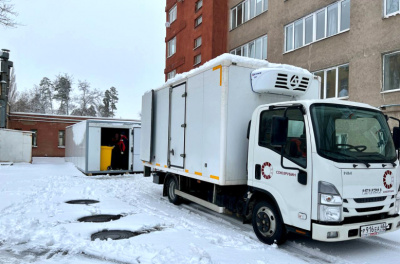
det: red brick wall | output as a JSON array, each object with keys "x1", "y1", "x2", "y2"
[
  {"x1": 7, "y1": 113, "x2": 139, "y2": 157},
  {"x1": 165, "y1": 0, "x2": 228, "y2": 80}
]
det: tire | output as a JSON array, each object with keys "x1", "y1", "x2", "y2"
[
  {"x1": 252, "y1": 200, "x2": 287, "y2": 245},
  {"x1": 166, "y1": 176, "x2": 181, "y2": 205}
]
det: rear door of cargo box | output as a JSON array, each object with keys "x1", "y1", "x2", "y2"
[{"x1": 168, "y1": 83, "x2": 186, "y2": 168}]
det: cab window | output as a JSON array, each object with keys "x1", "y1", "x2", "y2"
[{"x1": 258, "y1": 108, "x2": 307, "y2": 168}]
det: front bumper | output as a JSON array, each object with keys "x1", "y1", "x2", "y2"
[{"x1": 312, "y1": 214, "x2": 400, "y2": 242}]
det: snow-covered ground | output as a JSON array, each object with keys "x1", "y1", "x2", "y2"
[{"x1": 0, "y1": 158, "x2": 400, "y2": 264}]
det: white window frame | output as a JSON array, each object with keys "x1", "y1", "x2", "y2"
[
  {"x1": 382, "y1": 50, "x2": 400, "y2": 93},
  {"x1": 167, "y1": 37, "x2": 176, "y2": 58},
  {"x1": 168, "y1": 69, "x2": 176, "y2": 80},
  {"x1": 58, "y1": 130, "x2": 65, "y2": 147},
  {"x1": 194, "y1": 36, "x2": 202, "y2": 49},
  {"x1": 195, "y1": 15, "x2": 202, "y2": 27},
  {"x1": 31, "y1": 129, "x2": 37, "y2": 147},
  {"x1": 195, "y1": 0, "x2": 203, "y2": 12},
  {"x1": 194, "y1": 54, "x2": 202, "y2": 66},
  {"x1": 313, "y1": 63, "x2": 349, "y2": 99},
  {"x1": 230, "y1": 0, "x2": 268, "y2": 30},
  {"x1": 230, "y1": 34, "x2": 268, "y2": 60},
  {"x1": 284, "y1": 0, "x2": 350, "y2": 53},
  {"x1": 384, "y1": 0, "x2": 400, "y2": 17},
  {"x1": 169, "y1": 5, "x2": 177, "y2": 24}
]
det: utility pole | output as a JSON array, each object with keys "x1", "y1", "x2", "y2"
[{"x1": 0, "y1": 49, "x2": 13, "y2": 128}]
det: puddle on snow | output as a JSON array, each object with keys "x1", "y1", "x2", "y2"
[
  {"x1": 65, "y1": 199, "x2": 99, "y2": 205},
  {"x1": 78, "y1": 214, "x2": 123, "y2": 223}
]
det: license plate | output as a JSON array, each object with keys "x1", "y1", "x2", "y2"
[{"x1": 360, "y1": 223, "x2": 386, "y2": 237}]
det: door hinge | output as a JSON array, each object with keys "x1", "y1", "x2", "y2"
[
  {"x1": 131, "y1": 147, "x2": 133, "y2": 152},
  {"x1": 131, "y1": 130, "x2": 134, "y2": 135},
  {"x1": 130, "y1": 164, "x2": 133, "y2": 170},
  {"x1": 182, "y1": 92, "x2": 187, "y2": 97},
  {"x1": 181, "y1": 124, "x2": 186, "y2": 128},
  {"x1": 180, "y1": 154, "x2": 186, "y2": 158}
]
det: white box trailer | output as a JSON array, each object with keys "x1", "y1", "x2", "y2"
[
  {"x1": 141, "y1": 55, "x2": 318, "y2": 186},
  {"x1": 66, "y1": 120, "x2": 142, "y2": 174},
  {"x1": 142, "y1": 54, "x2": 400, "y2": 245},
  {"x1": 0, "y1": 129, "x2": 32, "y2": 163}
]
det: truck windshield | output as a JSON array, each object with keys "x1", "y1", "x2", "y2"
[{"x1": 310, "y1": 104, "x2": 396, "y2": 163}]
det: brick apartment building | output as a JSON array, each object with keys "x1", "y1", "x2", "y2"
[
  {"x1": 228, "y1": 0, "x2": 400, "y2": 120},
  {"x1": 164, "y1": 0, "x2": 228, "y2": 80},
  {"x1": 7, "y1": 112, "x2": 139, "y2": 157}
]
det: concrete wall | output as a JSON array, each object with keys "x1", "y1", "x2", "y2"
[
  {"x1": 228, "y1": 0, "x2": 400, "y2": 120},
  {"x1": 165, "y1": 0, "x2": 228, "y2": 80}
]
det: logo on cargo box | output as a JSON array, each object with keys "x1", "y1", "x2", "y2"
[
  {"x1": 383, "y1": 170, "x2": 394, "y2": 189},
  {"x1": 262, "y1": 162, "x2": 273, "y2": 180}
]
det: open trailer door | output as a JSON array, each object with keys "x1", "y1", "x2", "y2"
[{"x1": 140, "y1": 90, "x2": 153, "y2": 162}]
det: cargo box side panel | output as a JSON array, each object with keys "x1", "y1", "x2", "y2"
[
  {"x1": 87, "y1": 127, "x2": 101, "y2": 172},
  {"x1": 140, "y1": 91, "x2": 153, "y2": 162},
  {"x1": 152, "y1": 88, "x2": 169, "y2": 168},
  {"x1": 185, "y1": 73, "x2": 204, "y2": 177},
  {"x1": 133, "y1": 127, "x2": 143, "y2": 172},
  {"x1": 65, "y1": 121, "x2": 87, "y2": 172},
  {"x1": 201, "y1": 67, "x2": 222, "y2": 183},
  {"x1": 225, "y1": 66, "x2": 292, "y2": 184}
]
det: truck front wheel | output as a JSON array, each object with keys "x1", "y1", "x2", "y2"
[
  {"x1": 166, "y1": 176, "x2": 181, "y2": 205},
  {"x1": 252, "y1": 200, "x2": 287, "y2": 245}
]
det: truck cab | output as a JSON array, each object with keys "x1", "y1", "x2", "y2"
[{"x1": 247, "y1": 99, "x2": 400, "y2": 243}]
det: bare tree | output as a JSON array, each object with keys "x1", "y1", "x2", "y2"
[{"x1": 0, "y1": 0, "x2": 18, "y2": 27}]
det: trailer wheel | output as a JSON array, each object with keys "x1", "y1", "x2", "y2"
[
  {"x1": 166, "y1": 176, "x2": 181, "y2": 205},
  {"x1": 252, "y1": 200, "x2": 287, "y2": 245}
]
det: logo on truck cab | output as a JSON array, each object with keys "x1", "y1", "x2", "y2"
[
  {"x1": 383, "y1": 170, "x2": 394, "y2": 190},
  {"x1": 262, "y1": 162, "x2": 273, "y2": 179}
]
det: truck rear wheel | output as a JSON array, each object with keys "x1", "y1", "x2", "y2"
[
  {"x1": 252, "y1": 200, "x2": 287, "y2": 245},
  {"x1": 166, "y1": 176, "x2": 181, "y2": 205}
]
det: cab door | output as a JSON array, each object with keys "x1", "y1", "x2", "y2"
[{"x1": 251, "y1": 107, "x2": 312, "y2": 230}]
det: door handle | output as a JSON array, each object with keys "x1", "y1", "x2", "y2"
[
  {"x1": 170, "y1": 149, "x2": 174, "y2": 156},
  {"x1": 255, "y1": 164, "x2": 261, "y2": 180}
]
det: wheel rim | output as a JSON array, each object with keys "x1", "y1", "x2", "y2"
[
  {"x1": 256, "y1": 206, "x2": 276, "y2": 237},
  {"x1": 169, "y1": 179, "x2": 176, "y2": 200}
]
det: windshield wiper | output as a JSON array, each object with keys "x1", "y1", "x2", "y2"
[
  {"x1": 320, "y1": 149, "x2": 371, "y2": 168},
  {"x1": 363, "y1": 154, "x2": 397, "y2": 167}
]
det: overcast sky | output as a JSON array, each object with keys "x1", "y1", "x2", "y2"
[{"x1": 0, "y1": 0, "x2": 166, "y2": 119}]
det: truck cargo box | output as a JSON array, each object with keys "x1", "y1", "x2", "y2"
[
  {"x1": 141, "y1": 54, "x2": 319, "y2": 186},
  {"x1": 66, "y1": 120, "x2": 142, "y2": 174}
]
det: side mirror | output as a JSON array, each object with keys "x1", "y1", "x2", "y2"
[
  {"x1": 393, "y1": 127, "x2": 400, "y2": 149},
  {"x1": 298, "y1": 171, "x2": 307, "y2": 185},
  {"x1": 271, "y1": 116, "x2": 288, "y2": 146}
]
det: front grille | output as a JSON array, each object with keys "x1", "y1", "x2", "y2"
[
  {"x1": 342, "y1": 212, "x2": 394, "y2": 224},
  {"x1": 354, "y1": 196, "x2": 387, "y2": 203},
  {"x1": 355, "y1": 206, "x2": 384, "y2": 213}
]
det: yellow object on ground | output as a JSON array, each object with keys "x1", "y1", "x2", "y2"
[{"x1": 100, "y1": 146, "x2": 114, "y2": 171}]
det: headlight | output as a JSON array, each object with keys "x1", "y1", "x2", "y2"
[
  {"x1": 318, "y1": 181, "x2": 343, "y2": 222},
  {"x1": 319, "y1": 205, "x2": 342, "y2": 222},
  {"x1": 320, "y1": 194, "x2": 342, "y2": 205}
]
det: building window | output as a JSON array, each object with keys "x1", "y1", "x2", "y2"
[
  {"x1": 31, "y1": 129, "x2": 37, "y2": 147},
  {"x1": 168, "y1": 70, "x2": 176, "y2": 80},
  {"x1": 383, "y1": 51, "x2": 400, "y2": 92},
  {"x1": 194, "y1": 36, "x2": 202, "y2": 49},
  {"x1": 195, "y1": 15, "x2": 202, "y2": 27},
  {"x1": 195, "y1": 0, "x2": 203, "y2": 12},
  {"x1": 231, "y1": 0, "x2": 268, "y2": 30},
  {"x1": 284, "y1": 0, "x2": 350, "y2": 53},
  {"x1": 194, "y1": 54, "x2": 201, "y2": 65},
  {"x1": 58, "y1": 130, "x2": 65, "y2": 147},
  {"x1": 314, "y1": 64, "x2": 349, "y2": 98},
  {"x1": 230, "y1": 35, "x2": 267, "y2": 60},
  {"x1": 385, "y1": 0, "x2": 400, "y2": 17},
  {"x1": 169, "y1": 5, "x2": 177, "y2": 24},
  {"x1": 168, "y1": 37, "x2": 176, "y2": 57}
]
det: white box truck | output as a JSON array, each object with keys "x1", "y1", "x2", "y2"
[
  {"x1": 66, "y1": 120, "x2": 142, "y2": 175},
  {"x1": 141, "y1": 54, "x2": 400, "y2": 244}
]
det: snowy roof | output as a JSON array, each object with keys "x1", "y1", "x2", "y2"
[{"x1": 151, "y1": 53, "x2": 311, "y2": 92}]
